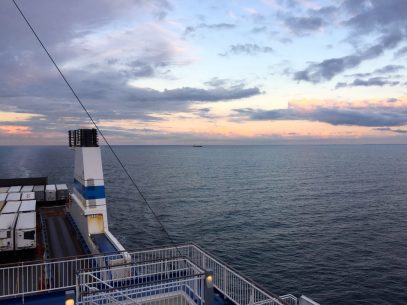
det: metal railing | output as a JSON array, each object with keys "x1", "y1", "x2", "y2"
[
  {"x1": 279, "y1": 295, "x2": 298, "y2": 305},
  {"x1": 0, "y1": 244, "x2": 293, "y2": 305},
  {"x1": 182, "y1": 244, "x2": 289, "y2": 305},
  {"x1": 77, "y1": 258, "x2": 205, "y2": 305}
]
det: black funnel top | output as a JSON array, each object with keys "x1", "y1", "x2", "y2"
[{"x1": 68, "y1": 129, "x2": 99, "y2": 147}]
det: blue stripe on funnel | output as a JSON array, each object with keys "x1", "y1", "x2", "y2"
[{"x1": 74, "y1": 178, "x2": 105, "y2": 200}]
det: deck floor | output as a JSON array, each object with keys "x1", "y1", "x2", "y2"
[{"x1": 42, "y1": 207, "x2": 84, "y2": 258}]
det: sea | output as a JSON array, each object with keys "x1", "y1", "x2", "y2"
[{"x1": 0, "y1": 145, "x2": 406, "y2": 305}]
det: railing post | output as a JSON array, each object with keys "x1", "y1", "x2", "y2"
[
  {"x1": 249, "y1": 287, "x2": 254, "y2": 305},
  {"x1": 75, "y1": 272, "x2": 80, "y2": 305},
  {"x1": 21, "y1": 263, "x2": 24, "y2": 304},
  {"x1": 204, "y1": 270, "x2": 214, "y2": 305},
  {"x1": 223, "y1": 269, "x2": 227, "y2": 299}
]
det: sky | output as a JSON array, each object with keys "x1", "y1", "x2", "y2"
[{"x1": 1, "y1": 0, "x2": 407, "y2": 145}]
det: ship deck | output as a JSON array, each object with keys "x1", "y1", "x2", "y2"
[
  {"x1": 41, "y1": 206, "x2": 86, "y2": 259},
  {"x1": 0, "y1": 205, "x2": 86, "y2": 265}
]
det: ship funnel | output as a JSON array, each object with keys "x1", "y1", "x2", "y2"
[
  {"x1": 68, "y1": 128, "x2": 106, "y2": 207},
  {"x1": 69, "y1": 129, "x2": 98, "y2": 147}
]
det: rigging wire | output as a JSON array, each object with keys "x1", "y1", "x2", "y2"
[{"x1": 12, "y1": 0, "x2": 183, "y2": 256}]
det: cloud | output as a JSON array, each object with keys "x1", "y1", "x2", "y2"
[
  {"x1": 394, "y1": 46, "x2": 407, "y2": 58},
  {"x1": 194, "y1": 107, "x2": 214, "y2": 119},
  {"x1": 374, "y1": 127, "x2": 407, "y2": 134},
  {"x1": 244, "y1": 8, "x2": 265, "y2": 21},
  {"x1": 0, "y1": 111, "x2": 43, "y2": 123},
  {"x1": 183, "y1": 23, "x2": 236, "y2": 37},
  {"x1": 234, "y1": 98, "x2": 407, "y2": 127},
  {"x1": 374, "y1": 64, "x2": 405, "y2": 74},
  {"x1": 251, "y1": 26, "x2": 268, "y2": 34},
  {"x1": 336, "y1": 77, "x2": 400, "y2": 88},
  {"x1": 122, "y1": 86, "x2": 261, "y2": 103},
  {"x1": 292, "y1": 0, "x2": 407, "y2": 82},
  {"x1": 345, "y1": 0, "x2": 407, "y2": 35},
  {"x1": 294, "y1": 31, "x2": 405, "y2": 83},
  {"x1": 284, "y1": 16, "x2": 324, "y2": 35},
  {"x1": 204, "y1": 77, "x2": 228, "y2": 87},
  {"x1": 345, "y1": 65, "x2": 405, "y2": 79},
  {"x1": 0, "y1": 126, "x2": 32, "y2": 135},
  {"x1": 220, "y1": 43, "x2": 273, "y2": 56}
]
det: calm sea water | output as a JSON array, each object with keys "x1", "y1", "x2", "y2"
[{"x1": 0, "y1": 145, "x2": 406, "y2": 305}]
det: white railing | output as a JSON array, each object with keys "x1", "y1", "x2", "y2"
[
  {"x1": 77, "y1": 258, "x2": 205, "y2": 305},
  {"x1": 279, "y1": 295, "x2": 298, "y2": 305},
  {"x1": 0, "y1": 244, "x2": 292, "y2": 305},
  {"x1": 183, "y1": 244, "x2": 289, "y2": 305},
  {"x1": 0, "y1": 251, "x2": 126, "y2": 299}
]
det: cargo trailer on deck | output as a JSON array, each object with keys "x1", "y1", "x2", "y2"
[
  {"x1": 0, "y1": 193, "x2": 6, "y2": 204},
  {"x1": 15, "y1": 212, "x2": 36, "y2": 250},
  {"x1": 0, "y1": 194, "x2": 6, "y2": 212},
  {"x1": 56, "y1": 184, "x2": 69, "y2": 200},
  {"x1": 6, "y1": 192, "x2": 21, "y2": 201},
  {"x1": 1, "y1": 201, "x2": 21, "y2": 214},
  {"x1": 21, "y1": 185, "x2": 34, "y2": 192},
  {"x1": 0, "y1": 213, "x2": 18, "y2": 251},
  {"x1": 21, "y1": 192, "x2": 35, "y2": 200},
  {"x1": 8, "y1": 186, "x2": 21, "y2": 193},
  {"x1": 19, "y1": 200, "x2": 36, "y2": 213},
  {"x1": 33, "y1": 185, "x2": 45, "y2": 201},
  {"x1": 45, "y1": 184, "x2": 56, "y2": 201}
]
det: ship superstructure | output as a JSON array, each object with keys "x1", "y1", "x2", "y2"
[{"x1": 0, "y1": 129, "x2": 319, "y2": 305}]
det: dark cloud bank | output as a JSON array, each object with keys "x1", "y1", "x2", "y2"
[
  {"x1": 234, "y1": 103, "x2": 407, "y2": 127},
  {"x1": 293, "y1": 0, "x2": 407, "y2": 83}
]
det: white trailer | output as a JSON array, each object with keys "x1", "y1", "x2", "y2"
[
  {"x1": 19, "y1": 200, "x2": 36, "y2": 213},
  {"x1": 21, "y1": 192, "x2": 35, "y2": 201},
  {"x1": 0, "y1": 213, "x2": 18, "y2": 252},
  {"x1": 6, "y1": 192, "x2": 21, "y2": 201},
  {"x1": 33, "y1": 185, "x2": 45, "y2": 201},
  {"x1": 45, "y1": 185, "x2": 56, "y2": 201},
  {"x1": 1, "y1": 201, "x2": 21, "y2": 214},
  {"x1": 0, "y1": 187, "x2": 9, "y2": 193},
  {"x1": 0, "y1": 194, "x2": 6, "y2": 212},
  {"x1": 8, "y1": 186, "x2": 21, "y2": 193},
  {"x1": 15, "y1": 212, "x2": 36, "y2": 250},
  {"x1": 56, "y1": 184, "x2": 69, "y2": 200},
  {"x1": 21, "y1": 185, "x2": 34, "y2": 192},
  {"x1": 0, "y1": 193, "x2": 6, "y2": 205}
]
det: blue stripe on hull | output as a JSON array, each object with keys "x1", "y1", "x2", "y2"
[{"x1": 74, "y1": 178, "x2": 105, "y2": 200}]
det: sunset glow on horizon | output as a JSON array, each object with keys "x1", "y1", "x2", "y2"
[{"x1": 1, "y1": 0, "x2": 407, "y2": 144}]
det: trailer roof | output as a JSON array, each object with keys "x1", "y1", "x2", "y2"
[
  {"x1": 46, "y1": 184, "x2": 56, "y2": 191},
  {"x1": 21, "y1": 192, "x2": 35, "y2": 200},
  {"x1": 8, "y1": 186, "x2": 22, "y2": 193},
  {"x1": 0, "y1": 193, "x2": 7, "y2": 201},
  {"x1": 0, "y1": 187, "x2": 9, "y2": 193},
  {"x1": 56, "y1": 184, "x2": 68, "y2": 190},
  {"x1": 21, "y1": 185, "x2": 34, "y2": 192},
  {"x1": 16, "y1": 212, "x2": 36, "y2": 229},
  {"x1": 6, "y1": 193, "x2": 21, "y2": 201},
  {"x1": 0, "y1": 213, "x2": 17, "y2": 229},
  {"x1": 19, "y1": 200, "x2": 36, "y2": 212},
  {"x1": 1, "y1": 201, "x2": 21, "y2": 214}
]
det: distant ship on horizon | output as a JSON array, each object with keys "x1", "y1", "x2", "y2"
[{"x1": 193, "y1": 144, "x2": 203, "y2": 147}]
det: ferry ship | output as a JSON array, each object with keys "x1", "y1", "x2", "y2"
[{"x1": 0, "y1": 128, "x2": 320, "y2": 305}]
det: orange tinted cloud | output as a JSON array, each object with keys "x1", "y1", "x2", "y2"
[
  {"x1": 0, "y1": 126, "x2": 32, "y2": 135},
  {"x1": 0, "y1": 111, "x2": 43, "y2": 122}
]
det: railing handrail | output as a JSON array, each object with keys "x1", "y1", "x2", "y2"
[
  {"x1": 0, "y1": 243, "x2": 191, "y2": 268},
  {"x1": 188, "y1": 243, "x2": 288, "y2": 305},
  {"x1": 0, "y1": 243, "x2": 291, "y2": 305}
]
